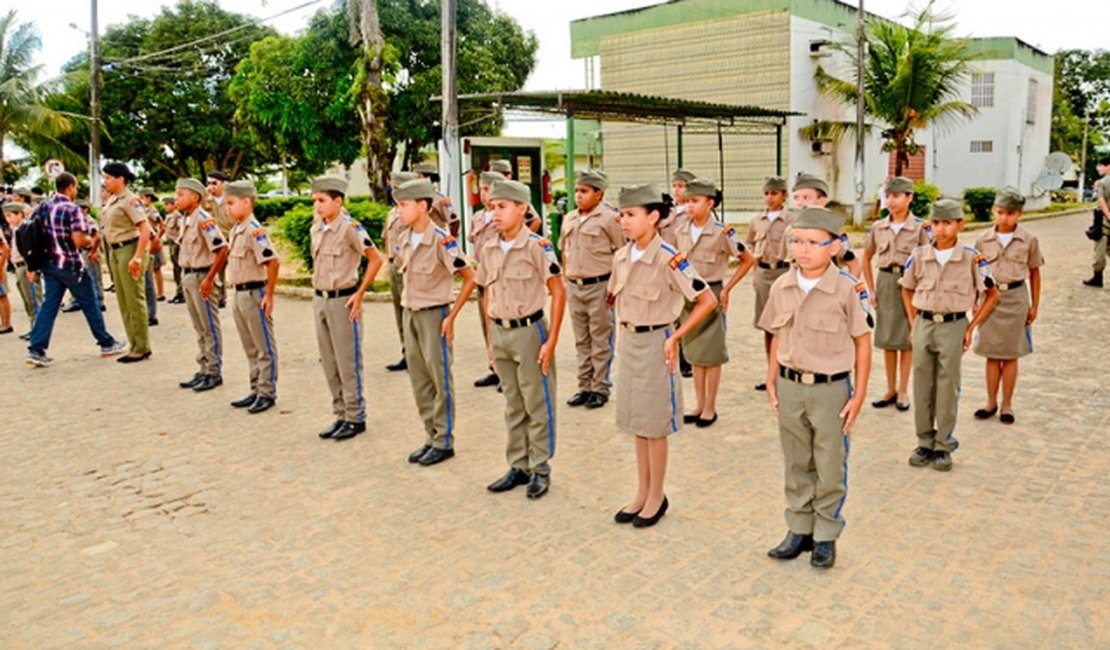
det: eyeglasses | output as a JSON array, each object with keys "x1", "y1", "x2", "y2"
[{"x1": 789, "y1": 237, "x2": 835, "y2": 249}]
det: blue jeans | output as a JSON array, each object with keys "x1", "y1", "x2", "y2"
[{"x1": 28, "y1": 264, "x2": 118, "y2": 355}]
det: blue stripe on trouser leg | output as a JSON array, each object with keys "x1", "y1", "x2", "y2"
[
  {"x1": 352, "y1": 317, "x2": 365, "y2": 422},
  {"x1": 605, "y1": 306, "x2": 615, "y2": 384},
  {"x1": 534, "y1": 321, "x2": 556, "y2": 458},
  {"x1": 833, "y1": 377, "x2": 852, "y2": 524},
  {"x1": 665, "y1": 327, "x2": 677, "y2": 432},
  {"x1": 440, "y1": 306, "x2": 453, "y2": 448},
  {"x1": 258, "y1": 288, "x2": 277, "y2": 398},
  {"x1": 203, "y1": 299, "x2": 221, "y2": 374}
]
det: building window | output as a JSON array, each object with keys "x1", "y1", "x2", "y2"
[
  {"x1": 970, "y1": 140, "x2": 993, "y2": 153},
  {"x1": 971, "y1": 72, "x2": 994, "y2": 108},
  {"x1": 1026, "y1": 79, "x2": 1038, "y2": 124}
]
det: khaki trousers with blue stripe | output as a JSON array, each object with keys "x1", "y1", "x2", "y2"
[
  {"x1": 314, "y1": 295, "x2": 365, "y2": 423},
  {"x1": 567, "y1": 280, "x2": 614, "y2": 396},
  {"x1": 491, "y1": 318, "x2": 556, "y2": 476},
  {"x1": 403, "y1": 305, "x2": 454, "y2": 450},
  {"x1": 912, "y1": 315, "x2": 967, "y2": 453},
  {"x1": 775, "y1": 376, "x2": 851, "y2": 542},
  {"x1": 182, "y1": 271, "x2": 222, "y2": 376},
  {"x1": 232, "y1": 288, "x2": 277, "y2": 399}
]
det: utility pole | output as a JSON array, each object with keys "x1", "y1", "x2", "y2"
[
  {"x1": 853, "y1": 0, "x2": 866, "y2": 226},
  {"x1": 1077, "y1": 110, "x2": 1089, "y2": 201},
  {"x1": 439, "y1": 0, "x2": 462, "y2": 242},
  {"x1": 90, "y1": 0, "x2": 101, "y2": 207}
]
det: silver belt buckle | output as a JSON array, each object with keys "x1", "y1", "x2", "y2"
[
  {"x1": 894, "y1": 266, "x2": 903, "y2": 276},
  {"x1": 998, "y1": 283, "x2": 1009, "y2": 292},
  {"x1": 801, "y1": 372, "x2": 816, "y2": 385},
  {"x1": 932, "y1": 314, "x2": 945, "y2": 324}
]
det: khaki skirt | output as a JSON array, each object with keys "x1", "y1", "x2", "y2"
[
  {"x1": 615, "y1": 326, "x2": 683, "y2": 438},
  {"x1": 973, "y1": 285, "x2": 1032, "y2": 359},
  {"x1": 874, "y1": 270, "x2": 911, "y2": 350},
  {"x1": 681, "y1": 282, "x2": 728, "y2": 366},
  {"x1": 753, "y1": 265, "x2": 789, "y2": 328}
]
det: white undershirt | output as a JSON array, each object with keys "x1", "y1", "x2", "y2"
[
  {"x1": 890, "y1": 221, "x2": 906, "y2": 235},
  {"x1": 690, "y1": 223, "x2": 705, "y2": 243},
  {"x1": 935, "y1": 247, "x2": 955, "y2": 266},
  {"x1": 767, "y1": 210, "x2": 782, "y2": 221},
  {"x1": 483, "y1": 211, "x2": 492, "y2": 224},
  {"x1": 410, "y1": 231, "x2": 423, "y2": 249},
  {"x1": 499, "y1": 239, "x2": 513, "y2": 253},
  {"x1": 796, "y1": 270, "x2": 820, "y2": 294},
  {"x1": 630, "y1": 245, "x2": 646, "y2": 263},
  {"x1": 997, "y1": 232, "x2": 1015, "y2": 248}
]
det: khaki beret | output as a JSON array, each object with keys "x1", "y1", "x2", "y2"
[
  {"x1": 224, "y1": 180, "x2": 257, "y2": 199},
  {"x1": 885, "y1": 176, "x2": 915, "y2": 194},
  {"x1": 175, "y1": 178, "x2": 206, "y2": 197},
  {"x1": 685, "y1": 177, "x2": 718, "y2": 198},
  {"x1": 993, "y1": 187, "x2": 1025, "y2": 211},
  {"x1": 618, "y1": 184, "x2": 664, "y2": 209},
  {"x1": 76, "y1": 200, "x2": 91, "y2": 209},
  {"x1": 138, "y1": 187, "x2": 156, "y2": 198},
  {"x1": 792, "y1": 206, "x2": 845, "y2": 236},
  {"x1": 393, "y1": 178, "x2": 437, "y2": 201},
  {"x1": 161, "y1": 196, "x2": 176, "y2": 204},
  {"x1": 793, "y1": 172, "x2": 829, "y2": 196},
  {"x1": 489, "y1": 159, "x2": 512, "y2": 174},
  {"x1": 413, "y1": 162, "x2": 437, "y2": 175},
  {"x1": 671, "y1": 169, "x2": 696, "y2": 183},
  {"x1": 575, "y1": 169, "x2": 608, "y2": 191},
  {"x1": 391, "y1": 171, "x2": 418, "y2": 186},
  {"x1": 479, "y1": 171, "x2": 506, "y2": 186},
  {"x1": 488, "y1": 180, "x2": 531, "y2": 204},
  {"x1": 3, "y1": 201, "x2": 29, "y2": 213},
  {"x1": 762, "y1": 176, "x2": 788, "y2": 192},
  {"x1": 311, "y1": 176, "x2": 348, "y2": 195},
  {"x1": 930, "y1": 198, "x2": 964, "y2": 221}
]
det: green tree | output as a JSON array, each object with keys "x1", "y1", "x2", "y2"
[
  {"x1": 1051, "y1": 49, "x2": 1110, "y2": 182},
  {"x1": 349, "y1": 0, "x2": 391, "y2": 202},
  {"x1": 802, "y1": 3, "x2": 981, "y2": 175}
]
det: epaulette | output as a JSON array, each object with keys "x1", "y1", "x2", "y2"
[
  {"x1": 660, "y1": 242, "x2": 678, "y2": 256},
  {"x1": 434, "y1": 225, "x2": 449, "y2": 239}
]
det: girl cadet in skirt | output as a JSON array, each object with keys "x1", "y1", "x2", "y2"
[
  {"x1": 861, "y1": 176, "x2": 931, "y2": 412},
  {"x1": 673, "y1": 178, "x2": 755, "y2": 427},
  {"x1": 972, "y1": 188, "x2": 1043, "y2": 425},
  {"x1": 608, "y1": 185, "x2": 717, "y2": 528}
]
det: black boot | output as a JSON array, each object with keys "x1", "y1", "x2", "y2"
[{"x1": 1083, "y1": 271, "x2": 1103, "y2": 287}]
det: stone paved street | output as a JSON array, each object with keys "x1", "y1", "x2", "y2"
[{"x1": 1, "y1": 212, "x2": 1106, "y2": 648}]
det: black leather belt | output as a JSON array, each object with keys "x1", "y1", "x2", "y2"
[
  {"x1": 622, "y1": 322, "x2": 669, "y2": 333},
  {"x1": 109, "y1": 237, "x2": 138, "y2": 250},
  {"x1": 708, "y1": 280, "x2": 724, "y2": 290},
  {"x1": 13, "y1": 262, "x2": 26, "y2": 269},
  {"x1": 183, "y1": 266, "x2": 211, "y2": 274},
  {"x1": 879, "y1": 265, "x2": 904, "y2": 276},
  {"x1": 779, "y1": 367, "x2": 850, "y2": 385},
  {"x1": 315, "y1": 285, "x2": 358, "y2": 298},
  {"x1": 492, "y1": 310, "x2": 543, "y2": 329},
  {"x1": 997, "y1": 279, "x2": 1025, "y2": 292},
  {"x1": 412, "y1": 303, "x2": 449, "y2": 312},
  {"x1": 918, "y1": 311, "x2": 967, "y2": 324},
  {"x1": 235, "y1": 281, "x2": 265, "y2": 291},
  {"x1": 758, "y1": 261, "x2": 789, "y2": 270},
  {"x1": 568, "y1": 272, "x2": 610, "y2": 287}
]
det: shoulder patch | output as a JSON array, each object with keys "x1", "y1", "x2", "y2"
[
  {"x1": 723, "y1": 225, "x2": 746, "y2": 253},
  {"x1": 538, "y1": 238, "x2": 561, "y2": 274},
  {"x1": 660, "y1": 242, "x2": 678, "y2": 256}
]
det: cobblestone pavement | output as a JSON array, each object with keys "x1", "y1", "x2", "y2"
[{"x1": 1, "y1": 212, "x2": 1106, "y2": 648}]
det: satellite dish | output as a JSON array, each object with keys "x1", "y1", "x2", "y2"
[
  {"x1": 1045, "y1": 151, "x2": 1071, "y2": 174},
  {"x1": 1031, "y1": 170, "x2": 1063, "y2": 195}
]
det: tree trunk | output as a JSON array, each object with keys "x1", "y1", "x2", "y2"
[
  {"x1": 0, "y1": 131, "x2": 7, "y2": 185},
  {"x1": 350, "y1": 0, "x2": 390, "y2": 202},
  {"x1": 894, "y1": 140, "x2": 907, "y2": 176}
]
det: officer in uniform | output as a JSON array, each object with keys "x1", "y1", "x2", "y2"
[
  {"x1": 747, "y1": 176, "x2": 794, "y2": 390},
  {"x1": 560, "y1": 169, "x2": 623, "y2": 409},
  {"x1": 175, "y1": 178, "x2": 229, "y2": 392},
  {"x1": 383, "y1": 171, "x2": 419, "y2": 371},
  {"x1": 162, "y1": 196, "x2": 185, "y2": 303},
  {"x1": 99, "y1": 162, "x2": 153, "y2": 363},
  {"x1": 311, "y1": 176, "x2": 385, "y2": 442},
  {"x1": 224, "y1": 180, "x2": 280, "y2": 414}
]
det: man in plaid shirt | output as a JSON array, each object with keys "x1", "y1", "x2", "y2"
[{"x1": 25, "y1": 173, "x2": 125, "y2": 367}]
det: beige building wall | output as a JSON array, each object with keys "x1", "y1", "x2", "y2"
[{"x1": 598, "y1": 9, "x2": 791, "y2": 213}]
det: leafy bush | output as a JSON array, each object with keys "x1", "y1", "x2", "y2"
[
  {"x1": 909, "y1": 180, "x2": 941, "y2": 218},
  {"x1": 254, "y1": 196, "x2": 314, "y2": 222},
  {"x1": 276, "y1": 200, "x2": 389, "y2": 270},
  {"x1": 963, "y1": 187, "x2": 996, "y2": 222}
]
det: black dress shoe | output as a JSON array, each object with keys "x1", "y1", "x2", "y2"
[
  {"x1": 632, "y1": 496, "x2": 668, "y2": 528},
  {"x1": 157, "y1": 296, "x2": 166, "y2": 302},
  {"x1": 19, "y1": 332, "x2": 31, "y2": 341},
  {"x1": 584, "y1": 392, "x2": 608, "y2": 409},
  {"x1": 0, "y1": 327, "x2": 12, "y2": 334},
  {"x1": 473, "y1": 372, "x2": 499, "y2": 388},
  {"x1": 695, "y1": 413, "x2": 718, "y2": 428},
  {"x1": 418, "y1": 447, "x2": 455, "y2": 466},
  {"x1": 318, "y1": 420, "x2": 344, "y2": 439},
  {"x1": 181, "y1": 374, "x2": 204, "y2": 389},
  {"x1": 566, "y1": 391, "x2": 592, "y2": 407},
  {"x1": 247, "y1": 396, "x2": 275, "y2": 414},
  {"x1": 811, "y1": 541, "x2": 836, "y2": 569},
  {"x1": 908, "y1": 446, "x2": 934, "y2": 467},
  {"x1": 62, "y1": 302, "x2": 81, "y2": 313},
  {"x1": 526, "y1": 473, "x2": 550, "y2": 499},
  {"x1": 385, "y1": 357, "x2": 408, "y2": 372},
  {"x1": 231, "y1": 393, "x2": 258, "y2": 408},
  {"x1": 974, "y1": 407, "x2": 998, "y2": 420},
  {"x1": 614, "y1": 507, "x2": 642, "y2": 524},
  {"x1": 767, "y1": 531, "x2": 814, "y2": 559},
  {"x1": 871, "y1": 395, "x2": 897, "y2": 408},
  {"x1": 487, "y1": 468, "x2": 529, "y2": 492},
  {"x1": 895, "y1": 402, "x2": 911, "y2": 411},
  {"x1": 408, "y1": 445, "x2": 432, "y2": 463},
  {"x1": 754, "y1": 382, "x2": 767, "y2": 391},
  {"x1": 680, "y1": 366, "x2": 693, "y2": 379},
  {"x1": 169, "y1": 295, "x2": 185, "y2": 304},
  {"x1": 331, "y1": 421, "x2": 366, "y2": 441},
  {"x1": 193, "y1": 375, "x2": 223, "y2": 392},
  {"x1": 148, "y1": 318, "x2": 159, "y2": 326},
  {"x1": 999, "y1": 412, "x2": 1015, "y2": 425},
  {"x1": 117, "y1": 352, "x2": 151, "y2": 363},
  {"x1": 683, "y1": 413, "x2": 700, "y2": 424}
]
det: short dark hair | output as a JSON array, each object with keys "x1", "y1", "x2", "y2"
[
  {"x1": 31, "y1": 187, "x2": 44, "y2": 196},
  {"x1": 418, "y1": 197, "x2": 433, "y2": 211},
  {"x1": 55, "y1": 173, "x2": 77, "y2": 192},
  {"x1": 321, "y1": 189, "x2": 345, "y2": 201},
  {"x1": 206, "y1": 170, "x2": 228, "y2": 181},
  {"x1": 1098, "y1": 157, "x2": 1110, "y2": 167}
]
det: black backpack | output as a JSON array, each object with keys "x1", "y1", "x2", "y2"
[{"x1": 15, "y1": 203, "x2": 53, "y2": 272}]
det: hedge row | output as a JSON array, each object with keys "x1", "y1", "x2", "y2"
[{"x1": 276, "y1": 200, "x2": 390, "y2": 270}]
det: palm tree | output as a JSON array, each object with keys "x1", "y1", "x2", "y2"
[
  {"x1": 802, "y1": 3, "x2": 981, "y2": 175},
  {"x1": 0, "y1": 10, "x2": 86, "y2": 184}
]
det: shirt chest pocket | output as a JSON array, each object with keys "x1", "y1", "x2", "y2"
[
  {"x1": 413, "y1": 256, "x2": 438, "y2": 275},
  {"x1": 693, "y1": 246, "x2": 720, "y2": 265},
  {"x1": 894, "y1": 238, "x2": 916, "y2": 255},
  {"x1": 1002, "y1": 245, "x2": 1028, "y2": 264},
  {"x1": 628, "y1": 282, "x2": 661, "y2": 303},
  {"x1": 942, "y1": 279, "x2": 972, "y2": 298},
  {"x1": 504, "y1": 265, "x2": 535, "y2": 282},
  {"x1": 230, "y1": 246, "x2": 249, "y2": 259},
  {"x1": 803, "y1": 314, "x2": 843, "y2": 348},
  {"x1": 768, "y1": 311, "x2": 793, "y2": 332}
]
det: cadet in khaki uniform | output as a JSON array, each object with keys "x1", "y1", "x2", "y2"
[
  {"x1": 412, "y1": 162, "x2": 459, "y2": 234},
  {"x1": 792, "y1": 173, "x2": 862, "y2": 278},
  {"x1": 224, "y1": 181, "x2": 280, "y2": 414},
  {"x1": 609, "y1": 185, "x2": 717, "y2": 529},
  {"x1": 900, "y1": 199, "x2": 999, "y2": 471},
  {"x1": 488, "y1": 159, "x2": 542, "y2": 233},
  {"x1": 478, "y1": 180, "x2": 566, "y2": 500},
  {"x1": 393, "y1": 178, "x2": 477, "y2": 466},
  {"x1": 674, "y1": 178, "x2": 755, "y2": 427},
  {"x1": 560, "y1": 169, "x2": 623, "y2": 410},
  {"x1": 138, "y1": 188, "x2": 163, "y2": 325},
  {"x1": 383, "y1": 171, "x2": 420, "y2": 371},
  {"x1": 658, "y1": 169, "x2": 694, "y2": 246},
  {"x1": 1083, "y1": 157, "x2": 1110, "y2": 287},
  {"x1": 99, "y1": 162, "x2": 154, "y2": 363},
  {"x1": 174, "y1": 178, "x2": 229, "y2": 392},
  {"x1": 760, "y1": 207, "x2": 873, "y2": 569},
  {"x1": 469, "y1": 170, "x2": 506, "y2": 389},
  {"x1": 972, "y1": 188, "x2": 1043, "y2": 425},
  {"x1": 747, "y1": 176, "x2": 794, "y2": 390},
  {"x1": 311, "y1": 176, "x2": 385, "y2": 442},
  {"x1": 203, "y1": 171, "x2": 233, "y2": 308},
  {"x1": 2, "y1": 202, "x2": 43, "y2": 327},
  {"x1": 163, "y1": 196, "x2": 185, "y2": 303},
  {"x1": 862, "y1": 176, "x2": 931, "y2": 411}
]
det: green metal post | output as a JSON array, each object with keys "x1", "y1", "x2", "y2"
[
  {"x1": 558, "y1": 112, "x2": 575, "y2": 252},
  {"x1": 776, "y1": 124, "x2": 783, "y2": 176},
  {"x1": 676, "y1": 124, "x2": 684, "y2": 168}
]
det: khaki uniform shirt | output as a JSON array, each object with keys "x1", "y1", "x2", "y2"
[
  {"x1": 203, "y1": 196, "x2": 235, "y2": 238},
  {"x1": 746, "y1": 210, "x2": 795, "y2": 264},
  {"x1": 164, "y1": 211, "x2": 184, "y2": 243},
  {"x1": 475, "y1": 228, "x2": 561, "y2": 319},
  {"x1": 431, "y1": 195, "x2": 453, "y2": 230},
  {"x1": 608, "y1": 235, "x2": 707, "y2": 326},
  {"x1": 759, "y1": 264, "x2": 872, "y2": 374},
  {"x1": 559, "y1": 203, "x2": 623, "y2": 279},
  {"x1": 468, "y1": 208, "x2": 499, "y2": 267},
  {"x1": 973, "y1": 225, "x2": 1043, "y2": 285},
  {"x1": 1096, "y1": 177, "x2": 1110, "y2": 230},
  {"x1": 227, "y1": 217, "x2": 277, "y2": 285},
  {"x1": 674, "y1": 218, "x2": 746, "y2": 283},
  {"x1": 384, "y1": 207, "x2": 404, "y2": 263},
  {"x1": 900, "y1": 244, "x2": 990, "y2": 313},
  {"x1": 311, "y1": 212, "x2": 376, "y2": 291},
  {"x1": 100, "y1": 190, "x2": 147, "y2": 245},
  {"x1": 862, "y1": 216, "x2": 930, "y2": 269},
  {"x1": 143, "y1": 205, "x2": 163, "y2": 235},
  {"x1": 178, "y1": 208, "x2": 228, "y2": 269},
  {"x1": 657, "y1": 205, "x2": 689, "y2": 247},
  {"x1": 397, "y1": 225, "x2": 470, "y2": 309}
]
